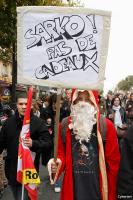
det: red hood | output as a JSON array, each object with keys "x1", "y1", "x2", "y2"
[{"x1": 71, "y1": 89, "x2": 100, "y2": 119}]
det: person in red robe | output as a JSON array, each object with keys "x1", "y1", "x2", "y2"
[{"x1": 48, "y1": 90, "x2": 120, "y2": 200}]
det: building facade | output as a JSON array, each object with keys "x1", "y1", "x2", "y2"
[{"x1": 0, "y1": 61, "x2": 12, "y2": 102}]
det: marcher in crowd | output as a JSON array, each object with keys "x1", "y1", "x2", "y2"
[
  {"x1": 48, "y1": 90, "x2": 120, "y2": 200},
  {"x1": 0, "y1": 149, "x2": 8, "y2": 199},
  {"x1": 0, "y1": 121, "x2": 8, "y2": 199},
  {"x1": 40, "y1": 94, "x2": 54, "y2": 167},
  {"x1": 98, "y1": 95, "x2": 107, "y2": 116},
  {"x1": 0, "y1": 99, "x2": 3, "y2": 116},
  {"x1": 32, "y1": 99, "x2": 41, "y2": 117},
  {"x1": 107, "y1": 96, "x2": 127, "y2": 149},
  {"x1": 126, "y1": 93, "x2": 133, "y2": 127},
  {"x1": 0, "y1": 106, "x2": 9, "y2": 199},
  {"x1": 117, "y1": 93, "x2": 125, "y2": 108},
  {"x1": 105, "y1": 92, "x2": 113, "y2": 114},
  {"x1": 41, "y1": 95, "x2": 50, "y2": 109},
  {"x1": 117, "y1": 124, "x2": 133, "y2": 199},
  {"x1": 44, "y1": 93, "x2": 70, "y2": 193},
  {"x1": 0, "y1": 93, "x2": 52, "y2": 200}
]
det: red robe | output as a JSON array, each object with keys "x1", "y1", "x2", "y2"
[{"x1": 57, "y1": 117, "x2": 120, "y2": 200}]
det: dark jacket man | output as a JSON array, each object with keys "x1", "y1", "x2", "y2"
[
  {"x1": 0, "y1": 110, "x2": 52, "y2": 185},
  {"x1": 0, "y1": 94, "x2": 52, "y2": 200},
  {"x1": 117, "y1": 125, "x2": 133, "y2": 199}
]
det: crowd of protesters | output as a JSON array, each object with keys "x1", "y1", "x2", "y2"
[
  {"x1": 99, "y1": 92, "x2": 133, "y2": 150},
  {"x1": 0, "y1": 89, "x2": 133, "y2": 199}
]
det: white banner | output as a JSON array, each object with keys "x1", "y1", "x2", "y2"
[{"x1": 17, "y1": 6, "x2": 111, "y2": 90}]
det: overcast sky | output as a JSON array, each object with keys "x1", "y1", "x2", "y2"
[{"x1": 83, "y1": 0, "x2": 133, "y2": 95}]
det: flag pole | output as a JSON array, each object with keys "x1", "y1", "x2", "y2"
[
  {"x1": 21, "y1": 86, "x2": 33, "y2": 200},
  {"x1": 17, "y1": 87, "x2": 39, "y2": 199},
  {"x1": 52, "y1": 88, "x2": 62, "y2": 182},
  {"x1": 21, "y1": 183, "x2": 24, "y2": 200},
  {"x1": 54, "y1": 88, "x2": 62, "y2": 161}
]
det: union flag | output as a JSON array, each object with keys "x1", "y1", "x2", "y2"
[{"x1": 17, "y1": 87, "x2": 40, "y2": 200}]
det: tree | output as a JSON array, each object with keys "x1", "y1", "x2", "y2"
[
  {"x1": 117, "y1": 75, "x2": 133, "y2": 91},
  {"x1": 0, "y1": 0, "x2": 64, "y2": 107},
  {"x1": 0, "y1": 0, "x2": 80, "y2": 62},
  {"x1": 0, "y1": 0, "x2": 82, "y2": 106}
]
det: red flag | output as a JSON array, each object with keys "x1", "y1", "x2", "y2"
[{"x1": 17, "y1": 87, "x2": 40, "y2": 200}]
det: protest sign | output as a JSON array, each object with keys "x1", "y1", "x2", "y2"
[{"x1": 17, "y1": 6, "x2": 111, "y2": 89}]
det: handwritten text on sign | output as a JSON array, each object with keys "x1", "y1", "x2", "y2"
[{"x1": 17, "y1": 7, "x2": 111, "y2": 89}]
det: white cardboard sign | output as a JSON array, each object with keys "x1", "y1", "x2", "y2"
[{"x1": 17, "y1": 6, "x2": 111, "y2": 89}]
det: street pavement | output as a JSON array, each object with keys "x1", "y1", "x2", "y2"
[{"x1": 1, "y1": 165, "x2": 61, "y2": 200}]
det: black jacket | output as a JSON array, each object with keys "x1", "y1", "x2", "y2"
[
  {"x1": 0, "y1": 111, "x2": 52, "y2": 185},
  {"x1": 117, "y1": 125, "x2": 133, "y2": 197}
]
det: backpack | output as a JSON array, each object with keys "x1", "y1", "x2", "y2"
[{"x1": 61, "y1": 115, "x2": 107, "y2": 146}]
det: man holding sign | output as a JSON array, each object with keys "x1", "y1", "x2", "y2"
[
  {"x1": 48, "y1": 90, "x2": 120, "y2": 200},
  {"x1": 16, "y1": 6, "x2": 118, "y2": 200}
]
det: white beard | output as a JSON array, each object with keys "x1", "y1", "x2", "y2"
[{"x1": 70, "y1": 101, "x2": 97, "y2": 144}]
